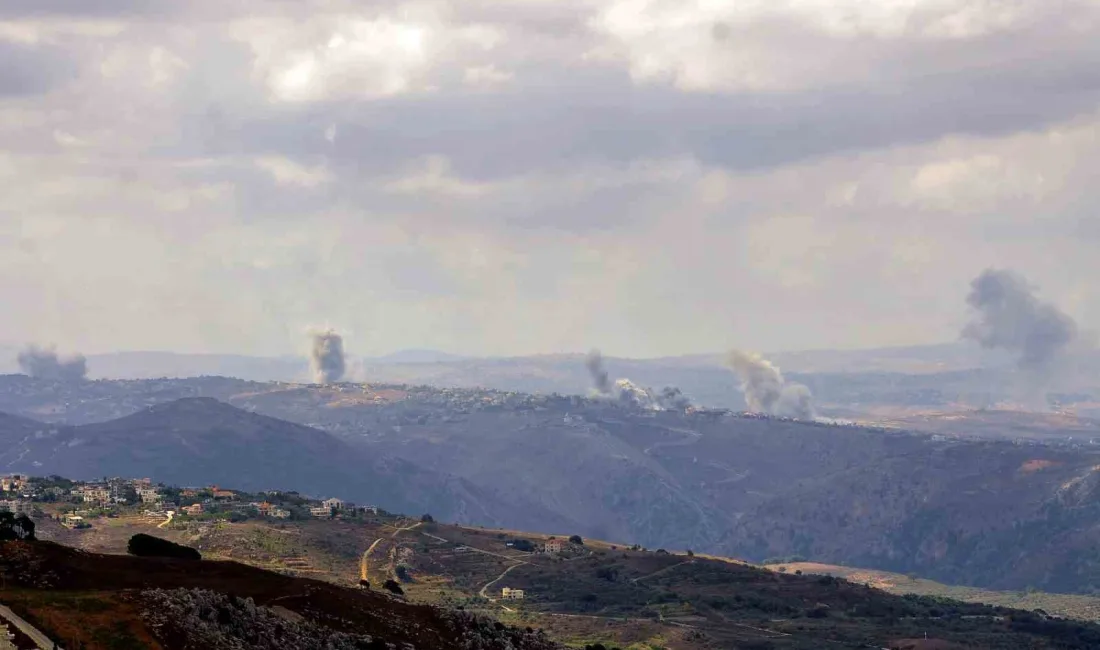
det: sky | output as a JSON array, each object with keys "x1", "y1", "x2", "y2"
[{"x1": 0, "y1": 0, "x2": 1097, "y2": 359}]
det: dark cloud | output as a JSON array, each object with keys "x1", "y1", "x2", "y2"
[
  {"x1": 0, "y1": 0, "x2": 154, "y2": 17},
  {"x1": 0, "y1": 41, "x2": 77, "y2": 97}
]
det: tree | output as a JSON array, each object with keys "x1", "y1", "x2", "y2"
[
  {"x1": 569, "y1": 535, "x2": 583, "y2": 545},
  {"x1": 383, "y1": 579, "x2": 404, "y2": 595},
  {"x1": 420, "y1": 513, "x2": 434, "y2": 523},
  {"x1": 395, "y1": 564, "x2": 412, "y2": 582},
  {"x1": 127, "y1": 533, "x2": 201, "y2": 560},
  {"x1": 0, "y1": 512, "x2": 35, "y2": 541}
]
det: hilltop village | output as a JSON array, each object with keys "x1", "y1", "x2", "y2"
[{"x1": 1, "y1": 473, "x2": 384, "y2": 530}]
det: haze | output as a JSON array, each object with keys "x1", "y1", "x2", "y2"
[{"x1": 1, "y1": 1, "x2": 1097, "y2": 359}]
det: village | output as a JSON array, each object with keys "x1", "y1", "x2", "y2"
[{"x1": 0, "y1": 473, "x2": 381, "y2": 531}]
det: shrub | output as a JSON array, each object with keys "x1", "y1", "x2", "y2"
[
  {"x1": 0, "y1": 512, "x2": 35, "y2": 541},
  {"x1": 127, "y1": 534, "x2": 201, "y2": 561},
  {"x1": 383, "y1": 579, "x2": 404, "y2": 595},
  {"x1": 569, "y1": 535, "x2": 584, "y2": 545}
]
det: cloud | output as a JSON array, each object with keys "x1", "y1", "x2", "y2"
[
  {"x1": 0, "y1": 0, "x2": 1098, "y2": 358},
  {"x1": 0, "y1": 39, "x2": 76, "y2": 96}
]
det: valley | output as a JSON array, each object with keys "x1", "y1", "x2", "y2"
[{"x1": 5, "y1": 374, "x2": 1100, "y2": 596}]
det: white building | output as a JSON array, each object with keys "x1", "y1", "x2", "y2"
[
  {"x1": 322, "y1": 498, "x2": 345, "y2": 511},
  {"x1": 501, "y1": 587, "x2": 525, "y2": 600}
]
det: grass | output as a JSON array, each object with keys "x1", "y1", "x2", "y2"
[{"x1": 773, "y1": 562, "x2": 1100, "y2": 622}]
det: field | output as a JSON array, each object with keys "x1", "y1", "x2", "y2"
[{"x1": 772, "y1": 562, "x2": 1100, "y2": 622}]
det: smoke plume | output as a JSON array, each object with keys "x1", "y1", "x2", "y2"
[
  {"x1": 585, "y1": 349, "x2": 692, "y2": 411},
  {"x1": 726, "y1": 350, "x2": 815, "y2": 419},
  {"x1": 17, "y1": 345, "x2": 88, "y2": 382},
  {"x1": 962, "y1": 269, "x2": 1078, "y2": 372},
  {"x1": 309, "y1": 329, "x2": 346, "y2": 384},
  {"x1": 585, "y1": 349, "x2": 614, "y2": 396}
]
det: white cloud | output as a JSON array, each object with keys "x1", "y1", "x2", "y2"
[
  {"x1": 0, "y1": 0, "x2": 1097, "y2": 357},
  {"x1": 254, "y1": 156, "x2": 332, "y2": 188}
]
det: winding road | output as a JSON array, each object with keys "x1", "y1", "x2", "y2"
[{"x1": 0, "y1": 603, "x2": 61, "y2": 650}]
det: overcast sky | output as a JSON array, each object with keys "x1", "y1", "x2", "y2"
[{"x1": 1, "y1": 0, "x2": 1097, "y2": 358}]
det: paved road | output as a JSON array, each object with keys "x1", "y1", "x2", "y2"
[
  {"x1": 157, "y1": 510, "x2": 174, "y2": 529},
  {"x1": 0, "y1": 603, "x2": 61, "y2": 649}
]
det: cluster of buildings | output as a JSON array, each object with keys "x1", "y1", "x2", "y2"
[
  {"x1": 307, "y1": 498, "x2": 379, "y2": 518},
  {"x1": 2, "y1": 472, "x2": 384, "y2": 529}
]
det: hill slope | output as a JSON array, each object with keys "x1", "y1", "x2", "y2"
[
  {"x1": 0, "y1": 539, "x2": 562, "y2": 650},
  {"x1": 0, "y1": 399, "x2": 571, "y2": 530}
]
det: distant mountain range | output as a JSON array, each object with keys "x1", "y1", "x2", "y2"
[
  {"x1": 4, "y1": 381, "x2": 1100, "y2": 595},
  {"x1": 0, "y1": 397, "x2": 570, "y2": 532}
]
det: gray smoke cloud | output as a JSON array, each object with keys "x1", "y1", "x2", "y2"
[
  {"x1": 585, "y1": 349, "x2": 692, "y2": 411},
  {"x1": 17, "y1": 344, "x2": 88, "y2": 382},
  {"x1": 726, "y1": 349, "x2": 815, "y2": 419},
  {"x1": 585, "y1": 349, "x2": 614, "y2": 396},
  {"x1": 962, "y1": 269, "x2": 1078, "y2": 372},
  {"x1": 309, "y1": 329, "x2": 346, "y2": 384}
]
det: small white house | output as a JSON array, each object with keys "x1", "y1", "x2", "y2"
[
  {"x1": 544, "y1": 539, "x2": 564, "y2": 554},
  {"x1": 501, "y1": 587, "x2": 525, "y2": 600},
  {"x1": 322, "y1": 498, "x2": 345, "y2": 510}
]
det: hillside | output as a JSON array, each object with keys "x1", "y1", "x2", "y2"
[
  {"x1": 0, "y1": 398, "x2": 570, "y2": 530},
  {"x1": 6, "y1": 377, "x2": 1100, "y2": 593},
  {"x1": 0, "y1": 539, "x2": 562, "y2": 650},
  {"x1": 766, "y1": 562, "x2": 1100, "y2": 622},
  {"x1": 31, "y1": 511, "x2": 1100, "y2": 650}
]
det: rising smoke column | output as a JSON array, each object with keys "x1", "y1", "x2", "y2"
[
  {"x1": 726, "y1": 350, "x2": 815, "y2": 419},
  {"x1": 585, "y1": 349, "x2": 614, "y2": 396},
  {"x1": 962, "y1": 269, "x2": 1078, "y2": 373},
  {"x1": 16, "y1": 345, "x2": 88, "y2": 381},
  {"x1": 584, "y1": 349, "x2": 692, "y2": 411},
  {"x1": 309, "y1": 329, "x2": 346, "y2": 384}
]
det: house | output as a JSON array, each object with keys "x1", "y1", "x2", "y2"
[
  {"x1": 209, "y1": 486, "x2": 236, "y2": 500},
  {"x1": 256, "y1": 501, "x2": 276, "y2": 516},
  {"x1": 501, "y1": 587, "x2": 525, "y2": 600},
  {"x1": 0, "y1": 500, "x2": 33, "y2": 516},
  {"x1": 61, "y1": 514, "x2": 85, "y2": 529},
  {"x1": 322, "y1": 498, "x2": 345, "y2": 511},
  {"x1": 270, "y1": 508, "x2": 290, "y2": 519},
  {"x1": 138, "y1": 488, "x2": 161, "y2": 504},
  {"x1": 544, "y1": 539, "x2": 563, "y2": 554},
  {"x1": 310, "y1": 506, "x2": 333, "y2": 518},
  {"x1": 182, "y1": 503, "x2": 204, "y2": 516},
  {"x1": 83, "y1": 486, "x2": 110, "y2": 505}
]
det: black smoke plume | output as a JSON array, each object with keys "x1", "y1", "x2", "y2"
[
  {"x1": 962, "y1": 269, "x2": 1078, "y2": 372},
  {"x1": 309, "y1": 329, "x2": 346, "y2": 384},
  {"x1": 17, "y1": 345, "x2": 88, "y2": 381}
]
